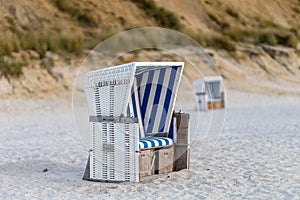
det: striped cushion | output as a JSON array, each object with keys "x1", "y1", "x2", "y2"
[{"x1": 139, "y1": 137, "x2": 174, "y2": 150}]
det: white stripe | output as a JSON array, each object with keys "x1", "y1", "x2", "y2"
[
  {"x1": 128, "y1": 93, "x2": 134, "y2": 117},
  {"x1": 144, "y1": 70, "x2": 160, "y2": 134},
  {"x1": 139, "y1": 142, "x2": 144, "y2": 149},
  {"x1": 133, "y1": 80, "x2": 145, "y2": 138},
  {"x1": 160, "y1": 138, "x2": 167, "y2": 146},
  {"x1": 153, "y1": 139, "x2": 159, "y2": 147},
  {"x1": 152, "y1": 68, "x2": 171, "y2": 133}
]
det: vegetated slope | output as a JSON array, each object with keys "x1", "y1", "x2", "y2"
[
  {"x1": 156, "y1": 0, "x2": 300, "y2": 49},
  {"x1": 0, "y1": 0, "x2": 299, "y2": 97},
  {"x1": 0, "y1": 0, "x2": 157, "y2": 56},
  {"x1": 1, "y1": 0, "x2": 299, "y2": 54},
  {"x1": 157, "y1": 0, "x2": 300, "y2": 32},
  {"x1": 0, "y1": 0, "x2": 156, "y2": 33}
]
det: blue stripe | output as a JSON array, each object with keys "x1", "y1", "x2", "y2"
[
  {"x1": 157, "y1": 138, "x2": 163, "y2": 146},
  {"x1": 159, "y1": 67, "x2": 178, "y2": 132},
  {"x1": 127, "y1": 105, "x2": 131, "y2": 116},
  {"x1": 131, "y1": 86, "x2": 138, "y2": 117},
  {"x1": 142, "y1": 142, "x2": 148, "y2": 149},
  {"x1": 140, "y1": 71, "x2": 154, "y2": 122},
  {"x1": 147, "y1": 69, "x2": 166, "y2": 133},
  {"x1": 168, "y1": 117, "x2": 174, "y2": 139},
  {"x1": 159, "y1": 89, "x2": 172, "y2": 132}
]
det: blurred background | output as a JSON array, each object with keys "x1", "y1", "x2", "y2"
[{"x1": 0, "y1": 0, "x2": 300, "y2": 98}]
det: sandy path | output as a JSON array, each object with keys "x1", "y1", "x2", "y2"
[{"x1": 0, "y1": 91, "x2": 299, "y2": 199}]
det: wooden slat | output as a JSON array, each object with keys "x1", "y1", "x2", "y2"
[
  {"x1": 174, "y1": 145, "x2": 190, "y2": 171},
  {"x1": 155, "y1": 146, "x2": 174, "y2": 174},
  {"x1": 139, "y1": 149, "x2": 155, "y2": 178}
]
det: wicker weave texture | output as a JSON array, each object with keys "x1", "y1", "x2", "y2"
[
  {"x1": 89, "y1": 122, "x2": 139, "y2": 182},
  {"x1": 85, "y1": 63, "x2": 136, "y2": 117}
]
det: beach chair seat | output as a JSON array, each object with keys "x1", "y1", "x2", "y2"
[{"x1": 139, "y1": 137, "x2": 174, "y2": 150}]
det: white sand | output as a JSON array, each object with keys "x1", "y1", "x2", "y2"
[{"x1": 0, "y1": 91, "x2": 299, "y2": 199}]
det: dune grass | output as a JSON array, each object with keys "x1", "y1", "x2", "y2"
[
  {"x1": 0, "y1": 31, "x2": 83, "y2": 57},
  {"x1": 224, "y1": 27, "x2": 298, "y2": 48},
  {"x1": 53, "y1": 0, "x2": 97, "y2": 27},
  {"x1": 0, "y1": 57, "x2": 25, "y2": 77},
  {"x1": 0, "y1": 31, "x2": 83, "y2": 76},
  {"x1": 188, "y1": 31, "x2": 236, "y2": 51},
  {"x1": 131, "y1": 0, "x2": 183, "y2": 31},
  {"x1": 225, "y1": 6, "x2": 239, "y2": 19}
]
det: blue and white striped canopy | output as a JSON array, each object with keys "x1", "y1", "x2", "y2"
[{"x1": 127, "y1": 62, "x2": 184, "y2": 138}]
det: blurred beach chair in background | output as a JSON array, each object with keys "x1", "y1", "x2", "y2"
[
  {"x1": 193, "y1": 76, "x2": 225, "y2": 111},
  {"x1": 83, "y1": 62, "x2": 190, "y2": 182}
]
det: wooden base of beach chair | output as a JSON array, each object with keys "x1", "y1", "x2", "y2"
[
  {"x1": 207, "y1": 101, "x2": 224, "y2": 109},
  {"x1": 174, "y1": 113, "x2": 190, "y2": 129},
  {"x1": 176, "y1": 127, "x2": 189, "y2": 145},
  {"x1": 174, "y1": 112, "x2": 190, "y2": 145},
  {"x1": 173, "y1": 112, "x2": 190, "y2": 171},
  {"x1": 139, "y1": 149, "x2": 155, "y2": 178},
  {"x1": 139, "y1": 146, "x2": 174, "y2": 178},
  {"x1": 174, "y1": 144, "x2": 190, "y2": 171},
  {"x1": 155, "y1": 146, "x2": 174, "y2": 174},
  {"x1": 82, "y1": 155, "x2": 91, "y2": 181},
  {"x1": 207, "y1": 92, "x2": 225, "y2": 110}
]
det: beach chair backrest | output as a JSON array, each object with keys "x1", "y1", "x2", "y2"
[
  {"x1": 204, "y1": 77, "x2": 222, "y2": 100},
  {"x1": 85, "y1": 62, "x2": 184, "y2": 138},
  {"x1": 85, "y1": 63, "x2": 136, "y2": 118},
  {"x1": 194, "y1": 76, "x2": 222, "y2": 100},
  {"x1": 133, "y1": 62, "x2": 184, "y2": 136}
]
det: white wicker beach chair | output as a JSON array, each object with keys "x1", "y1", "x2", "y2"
[
  {"x1": 194, "y1": 76, "x2": 224, "y2": 110},
  {"x1": 83, "y1": 62, "x2": 184, "y2": 182}
]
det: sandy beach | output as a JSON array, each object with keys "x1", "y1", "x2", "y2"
[{"x1": 0, "y1": 90, "x2": 299, "y2": 199}]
